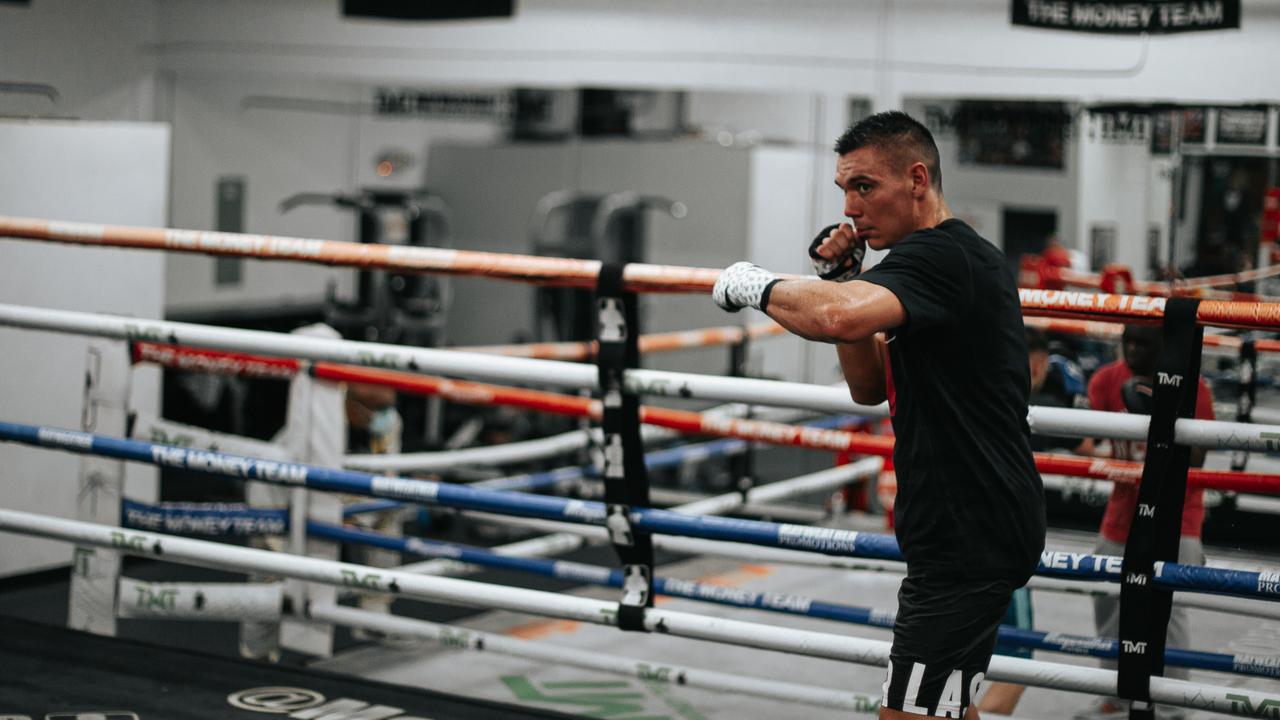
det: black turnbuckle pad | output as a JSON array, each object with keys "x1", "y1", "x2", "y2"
[
  {"x1": 1116, "y1": 298, "x2": 1203, "y2": 718},
  {"x1": 596, "y1": 262, "x2": 653, "y2": 632}
]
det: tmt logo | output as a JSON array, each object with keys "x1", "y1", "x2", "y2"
[
  {"x1": 1122, "y1": 640, "x2": 1148, "y2": 654},
  {"x1": 134, "y1": 585, "x2": 178, "y2": 611},
  {"x1": 1156, "y1": 371, "x2": 1183, "y2": 387},
  {"x1": 73, "y1": 547, "x2": 94, "y2": 577},
  {"x1": 1137, "y1": 503, "x2": 1156, "y2": 518},
  {"x1": 339, "y1": 569, "x2": 382, "y2": 590},
  {"x1": 637, "y1": 663, "x2": 673, "y2": 682},
  {"x1": 439, "y1": 628, "x2": 471, "y2": 648},
  {"x1": 110, "y1": 531, "x2": 148, "y2": 552},
  {"x1": 1226, "y1": 692, "x2": 1280, "y2": 716},
  {"x1": 1125, "y1": 573, "x2": 1148, "y2": 586}
]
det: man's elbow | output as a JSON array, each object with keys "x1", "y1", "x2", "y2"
[
  {"x1": 819, "y1": 307, "x2": 876, "y2": 344},
  {"x1": 849, "y1": 386, "x2": 886, "y2": 406}
]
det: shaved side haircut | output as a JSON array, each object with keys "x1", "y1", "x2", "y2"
[{"x1": 834, "y1": 111, "x2": 943, "y2": 192}]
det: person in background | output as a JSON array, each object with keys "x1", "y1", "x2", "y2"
[
  {"x1": 1027, "y1": 328, "x2": 1093, "y2": 455},
  {"x1": 346, "y1": 381, "x2": 401, "y2": 456},
  {"x1": 1076, "y1": 324, "x2": 1214, "y2": 719},
  {"x1": 343, "y1": 382, "x2": 408, "y2": 633}
]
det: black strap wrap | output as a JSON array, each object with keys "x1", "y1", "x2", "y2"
[
  {"x1": 596, "y1": 262, "x2": 654, "y2": 632},
  {"x1": 1116, "y1": 298, "x2": 1203, "y2": 719},
  {"x1": 728, "y1": 330, "x2": 755, "y2": 504},
  {"x1": 1231, "y1": 335, "x2": 1257, "y2": 472}
]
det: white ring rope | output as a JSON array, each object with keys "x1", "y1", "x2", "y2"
[
  {"x1": 0, "y1": 508, "x2": 1268, "y2": 716},
  {"x1": 3, "y1": 302, "x2": 1277, "y2": 451},
  {"x1": 308, "y1": 603, "x2": 883, "y2": 714},
  {"x1": 116, "y1": 577, "x2": 282, "y2": 622},
  {"x1": 346, "y1": 403, "x2": 812, "y2": 474},
  {"x1": 396, "y1": 458, "x2": 880, "y2": 577}
]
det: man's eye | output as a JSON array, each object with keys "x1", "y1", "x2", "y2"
[{"x1": 856, "y1": 183, "x2": 872, "y2": 193}]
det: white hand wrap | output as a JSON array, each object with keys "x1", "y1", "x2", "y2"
[{"x1": 712, "y1": 261, "x2": 780, "y2": 313}]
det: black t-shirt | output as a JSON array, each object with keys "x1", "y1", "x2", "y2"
[{"x1": 858, "y1": 219, "x2": 1045, "y2": 581}]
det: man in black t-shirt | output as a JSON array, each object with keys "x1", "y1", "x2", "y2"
[{"x1": 711, "y1": 111, "x2": 1045, "y2": 719}]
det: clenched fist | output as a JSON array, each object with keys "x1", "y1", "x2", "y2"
[
  {"x1": 712, "y1": 261, "x2": 780, "y2": 313},
  {"x1": 809, "y1": 222, "x2": 864, "y2": 282}
]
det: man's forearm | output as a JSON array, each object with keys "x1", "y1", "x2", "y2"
[
  {"x1": 764, "y1": 279, "x2": 903, "y2": 344},
  {"x1": 836, "y1": 337, "x2": 887, "y2": 405}
]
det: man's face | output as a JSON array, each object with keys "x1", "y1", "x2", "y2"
[
  {"x1": 1122, "y1": 331, "x2": 1161, "y2": 378},
  {"x1": 834, "y1": 145, "x2": 920, "y2": 250}
]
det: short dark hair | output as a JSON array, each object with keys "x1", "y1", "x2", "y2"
[
  {"x1": 834, "y1": 111, "x2": 942, "y2": 191},
  {"x1": 1121, "y1": 323, "x2": 1162, "y2": 346}
]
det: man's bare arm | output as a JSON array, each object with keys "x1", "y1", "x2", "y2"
[
  {"x1": 763, "y1": 278, "x2": 903, "y2": 405},
  {"x1": 836, "y1": 337, "x2": 888, "y2": 405},
  {"x1": 764, "y1": 278, "x2": 905, "y2": 344}
]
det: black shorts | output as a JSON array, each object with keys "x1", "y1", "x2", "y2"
[{"x1": 881, "y1": 575, "x2": 1018, "y2": 717}]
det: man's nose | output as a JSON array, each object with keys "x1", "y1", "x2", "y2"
[{"x1": 843, "y1": 194, "x2": 863, "y2": 218}]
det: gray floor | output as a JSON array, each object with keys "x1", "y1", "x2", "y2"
[{"x1": 313, "y1": 524, "x2": 1280, "y2": 720}]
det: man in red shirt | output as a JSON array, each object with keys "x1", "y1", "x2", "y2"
[{"x1": 1082, "y1": 323, "x2": 1213, "y2": 718}]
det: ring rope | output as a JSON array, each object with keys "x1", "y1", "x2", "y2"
[
  {"x1": 1025, "y1": 315, "x2": 1280, "y2": 356},
  {"x1": 5, "y1": 420, "x2": 1278, "y2": 599},
  {"x1": 311, "y1": 363, "x2": 1280, "y2": 495},
  {"x1": 308, "y1": 520, "x2": 1280, "y2": 680},
  {"x1": 127, "y1": 336, "x2": 1280, "y2": 491},
  {"x1": 0, "y1": 507, "x2": 1270, "y2": 717},
  {"x1": 306, "y1": 603, "x2": 884, "y2": 713},
  {"x1": 453, "y1": 321, "x2": 785, "y2": 361},
  {"x1": 453, "y1": 508, "x2": 1280, "y2": 623},
  {"x1": 3, "y1": 215, "x2": 1280, "y2": 329},
  {"x1": 10, "y1": 302, "x2": 1278, "y2": 451},
  {"x1": 121, "y1": 337, "x2": 1280, "y2": 493},
  {"x1": 116, "y1": 577, "x2": 281, "y2": 621},
  {"x1": 1039, "y1": 263, "x2": 1280, "y2": 302},
  {"x1": 346, "y1": 435, "x2": 767, "y2": 516}
]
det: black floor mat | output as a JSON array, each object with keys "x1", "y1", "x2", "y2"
[{"x1": 0, "y1": 615, "x2": 577, "y2": 719}]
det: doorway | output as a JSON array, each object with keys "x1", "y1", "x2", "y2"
[{"x1": 1003, "y1": 208, "x2": 1059, "y2": 268}]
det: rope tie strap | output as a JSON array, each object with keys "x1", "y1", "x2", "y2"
[
  {"x1": 1117, "y1": 297, "x2": 1203, "y2": 716},
  {"x1": 596, "y1": 262, "x2": 654, "y2": 632}
]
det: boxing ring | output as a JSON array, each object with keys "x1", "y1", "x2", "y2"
[{"x1": 3, "y1": 215, "x2": 1280, "y2": 718}]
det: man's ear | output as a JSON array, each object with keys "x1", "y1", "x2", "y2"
[{"x1": 909, "y1": 162, "x2": 930, "y2": 197}]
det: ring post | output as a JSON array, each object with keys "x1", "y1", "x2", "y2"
[
  {"x1": 596, "y1": 263, "x2": 654, "y2": 631},
  {"x1": 68, "y1": 341, "x2": 132, "y2": 636}
]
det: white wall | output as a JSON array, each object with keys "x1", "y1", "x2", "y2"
[
  {"x1": 6, "y1": 0, "x2": 1273, "y2": 318},
  {"x1": 0, "y1": 121, "x2": 169, "y2": 577},
  {"x1": 1076, "y1": 114, "x2": 1157, "y2": 279},
  {"x1": 165, "y1": 75, "x2": 361, "y2": 317},
  {"x1": 686, "y1": 91, "x2": 821, "y2": 146},
  {"x1": 0, "y1": 0, "x2": 157, "y2": 120},
  {"x1": 903, "y1": 98, "x2": 1080, "y2": 252},
  {"x1": 164, "y1": 74, "x2": 506, "y2": 317},
  {"x1": 145, "y1": 0, "x2": 1280, "y2": 107},
  {"x1": 1147, "y1": 155, "x2": 1178, "y2": 273}
]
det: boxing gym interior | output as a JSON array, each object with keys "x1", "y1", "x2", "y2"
[{"x1": 1, "y1": 1, "x2": 1279, "y2": 718}]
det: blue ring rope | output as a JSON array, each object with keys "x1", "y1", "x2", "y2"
[
  {"x1": 5, "y1": 420, "x2": 1278, "y2": 600},
  {"x1": 307, "y1": 521, "x2": 1278, "y2": 680}
]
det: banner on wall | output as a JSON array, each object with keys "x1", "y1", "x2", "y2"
[
  {"x1": 1011, "y1": 1, "x2": 1240, "y2": 34},
  {"x1": 1216, "y1": 107, "x2": 1269, "y2": 145}
]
